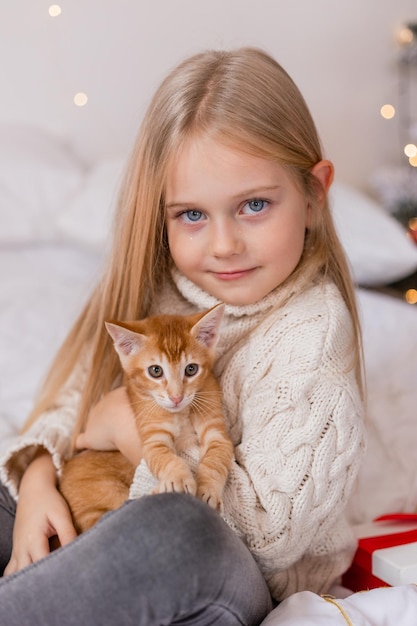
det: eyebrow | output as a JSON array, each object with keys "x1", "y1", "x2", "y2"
[{"x1": 165, "y1": 185, "x2": 282, "y2": 210}]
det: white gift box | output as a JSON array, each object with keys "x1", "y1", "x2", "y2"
[{"x1": 343, "y1": 514, "x2": 417, "y2": 591}]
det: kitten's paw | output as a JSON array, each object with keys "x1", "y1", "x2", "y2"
[
  {"x1": 196, "y1": 485, "x2": 223, "y2": 511},
  {"x1": 154, "y1": 475, "x2": 197, "y2": 496}
]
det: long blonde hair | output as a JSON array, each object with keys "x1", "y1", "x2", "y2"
[{"x1": 24, "y1": 47, "x2": 363, "y2": 435}]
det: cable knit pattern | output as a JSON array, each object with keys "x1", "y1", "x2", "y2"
[
  {"x1": 131, "y1": 271, "x2": 365, "y2": 600},
  {"x1": 0, "y1": 271, "x2": 365, "y2": 600}
]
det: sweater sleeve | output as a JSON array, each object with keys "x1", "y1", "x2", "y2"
[
  {"x1": 0, "y1": 357, "x2": 88, "y2": 499},
  {"x1": 220, "y1": 290, "x2": 365, "y2": 597}
]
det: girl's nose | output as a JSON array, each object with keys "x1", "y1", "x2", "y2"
[{"x1": 210, "y1": 222, "x2": 244, "y2": 257}]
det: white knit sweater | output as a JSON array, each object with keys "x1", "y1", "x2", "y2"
[{"x1": 0, "y1": 271, "x2": 365, "y2": 601}]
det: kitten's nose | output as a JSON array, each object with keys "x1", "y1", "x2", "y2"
[{"x1": 170, "y1": 395, "x2": 183, "y2": 407}]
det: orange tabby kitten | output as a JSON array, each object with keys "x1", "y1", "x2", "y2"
[{"x1": 59, "y1": 304, "x2": 234, "y2": 534}]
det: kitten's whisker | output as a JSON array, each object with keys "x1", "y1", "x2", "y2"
[
  {"x1": 128, "y1": 397, "x2": 154, "y2": 408},
  {"x1": 129, "y1": 399, "x2": 162, "y2": 425},
  {"x1": 195, "y1": 390, "x2": 223, "y2": 398},
  {"x1": 192, "y1": 394, "x2": 224, "y2": 413}
]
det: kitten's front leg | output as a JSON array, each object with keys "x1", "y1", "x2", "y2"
[
  {"x1": 195, "y1": 425, "x2": 234, "y2": 511},
  {"x1": 142, "y1": 435, "x2": 197, "y2": 496}
]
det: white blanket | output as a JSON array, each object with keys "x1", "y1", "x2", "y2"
[{"x1": 260, "y1": 585, "x2": 417, "y2": 625}]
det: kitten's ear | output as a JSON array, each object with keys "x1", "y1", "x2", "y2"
[
  {"x1": 191, "y1": 304, "x2": 225, "y2": 350},
  {"x1": 105, "y1": 322, "x2": 144, "y2": 358}
]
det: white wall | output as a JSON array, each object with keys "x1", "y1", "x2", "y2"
[{"x1": 1, "y1": 0, "x2": 416, "y2": 189}]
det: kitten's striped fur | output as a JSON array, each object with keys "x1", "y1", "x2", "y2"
[{"x1": 60, "y1": 305, "x2": 234, "y2": 533}]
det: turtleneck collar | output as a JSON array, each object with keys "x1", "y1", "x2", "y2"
[{"x1": 171, "y1": 267, "x2": 300, "y2": 319}]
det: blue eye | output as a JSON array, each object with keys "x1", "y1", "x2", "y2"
[
  {"x1": 182, "y1": 210, "x2": 203, "y2": 223},
  {"x1": 242, "y1": 199, "x2": 268, "y2": 214}
]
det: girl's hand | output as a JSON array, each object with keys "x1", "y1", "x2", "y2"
[
  {"x1": 4, "y1": 450, "x2": 77, "y2": 575},
  {"x1": 75, "y1": 386, "x2": 142, "y2": 466}
]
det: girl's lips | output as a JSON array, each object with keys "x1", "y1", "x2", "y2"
[{"x1": 211, "y1": 268, "x2": 257, "y2": 281}]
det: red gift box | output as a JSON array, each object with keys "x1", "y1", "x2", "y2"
[{"x1": 342, "y1": 514, "x2": 417, "y2": 592}]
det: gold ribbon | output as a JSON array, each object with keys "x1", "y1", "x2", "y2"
[{"x1": 321, "y1": 595, "x2": 353, "y2": 626}]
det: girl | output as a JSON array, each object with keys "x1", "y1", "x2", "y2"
[{"x1": 0, "y1": 47, "x2": 364, "y2": 625}]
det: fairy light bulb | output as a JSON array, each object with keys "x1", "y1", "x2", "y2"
[
  {"x1": 409, "y1": 155, "x2": 417, "y2": 167},
  {"x1": 404, "y1": 144, "x2": 417, "y2": 158},
  {"x1": 398, "y1": 26, "x2": 414, "y2": 45},
  {"x1": 48, "y1": 5, "x2": 62, "y2": 17},
  {"x1": 380, "y1": 104, "x2": 396, "y2": 120},
  {"x1": 409, "y1": 217, "x2": 417, "y2": 231},
  {"x1": 408, "y1": 218, "x2": 417, "y2": 245},
  {"x1": 74, "y1": 92, "x2": 88, "y2": 107},
  {"x1": 405, "y1": 289, "x2": 417, "y2": 304}
]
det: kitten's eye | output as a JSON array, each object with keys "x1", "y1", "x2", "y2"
[
  {"x1": 148, "y1": 365, "x2": 163, "y2": 378},
  {"x1": 185, "y1": 363, "x2": 199, "y2": 377}
]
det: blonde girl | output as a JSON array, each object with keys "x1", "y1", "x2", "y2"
[{"x1": 0, "y1": 48, "x2": 364, "y2": 626}]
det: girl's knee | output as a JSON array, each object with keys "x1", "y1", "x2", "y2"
[
  {"x1": 82, "y1": 494, "x2": 271, "y2": 622},
  {"x1": 106, "y1": 493, "x2": 240, "y2": 572},
  {"x1": 119, "y1": 493, "x2": 227, "y2": 549}
]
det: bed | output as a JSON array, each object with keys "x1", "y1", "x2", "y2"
[{"x1": 1, "y1": 123, "x2": 417, "y2": 610}]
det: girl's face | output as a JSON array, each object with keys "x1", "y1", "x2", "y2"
[{"x1": 164, "y1": 135, "x2": 310, "y2": 307}]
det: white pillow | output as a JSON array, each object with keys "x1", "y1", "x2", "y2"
[
  {"x1": 0, "y1": 124, "x2": 84, "y2": 242},
  {"x1": 57, "y1": 157, "x2": 125, "y2": 250},
  {"x1": 330, "y1": 181, "x2": 417, "y2": 285}
]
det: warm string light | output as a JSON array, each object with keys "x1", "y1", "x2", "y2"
[
  {"x1": 404, "y1": 289, "x2": 417, "y2": 304},
  {"x1": 404, "y1": 144, "x2": 417, "y2": 157},
  {"x1": 408, "y1": 217, "x2": 417, "y2": 244},
  {"x1": 380, "y1": 104, "x2": 396, "y2": 120},
  {"x1": 398, "y1": 25, "x2": 415, "y2": 45},
  {"x1": 404, "y1": 198, "x2": 417, "y2": 305},
  {"x1": 381, "y1": 24, "x2": 417, "y2": 168},
  {"x1": 398, "y1": 23, "x2": 417, "y2": 166},
  {"x1": 409, "y1": 217, "x2": 417, "y2": 231},
  {"x1": 74, "y1": 92, "x2": 88, "y2": 107},
  {"x1": 377, "y1": 22, "x2": 417, "y2": 308},
  {"x1": 404, "y1": 144, "x2": 417, "y2": 167},
  {"x1": 379, "y1": 114, "x2": 417, "y2": 165},
  {"x1": 403, "y1": 216, "x2": 417, "y2": 303},
  {"x1": 48, "y1": 6, "x2": 89, "y2": 108},
  {"x1": 48, "y1": 5, "x2": 62, "y2": 17}
]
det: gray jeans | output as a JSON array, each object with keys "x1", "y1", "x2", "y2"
[{"x1": 0, "y1": 485, "x2": 272, "y2": 625}]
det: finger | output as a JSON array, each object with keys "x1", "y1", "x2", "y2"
[
  {"x1": 51, "y1": 505, "x2": 78, "y2": 546},
  {"x1": 5, "y1": 532, "x2": 52, "y2": 574},
  {"x1": 57, "y1": 522, "x2": 78, "y2": 546},
  {"x1": 3, "y1": 556, "x2": 19, "y2": 576},
  {"x1": 29, "y1": 534, "x2": 52, "y2": 565}
]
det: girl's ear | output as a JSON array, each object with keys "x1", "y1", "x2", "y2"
[
  {"x1": 311, "y1": 159, "x2": 334, "y2": 195},
  {"x1": 305, "y1": 160, "x2": 334, "y2": 228}
]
